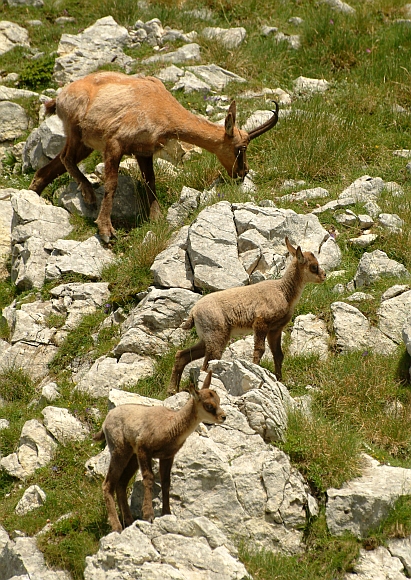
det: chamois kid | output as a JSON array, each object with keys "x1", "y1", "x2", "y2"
[
  {"x1": 169, "y1": 237, "x2": 326, "y2": 393},
  {"x1": 94, "y1": 371, "x2": 226, "y2": 532},
  {"x1": 29, "y1": 71, "x2": 278, "y2": 242}
]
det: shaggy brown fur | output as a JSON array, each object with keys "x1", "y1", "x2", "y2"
[
  {"x1": 168, "y1": 237, "x2": 326, "y2": 393},
  {"x1": 29, "y1": 71, "x2": 278, "y2": 242},
  {"x1": 95, "y1": 371, "x2": 226, "y2": 532}
]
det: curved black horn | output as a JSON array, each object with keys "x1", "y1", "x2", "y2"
[{"x1": 248, "y1": 101, "x2": 279, "y2": 141}]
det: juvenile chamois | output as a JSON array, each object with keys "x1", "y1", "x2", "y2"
[
  {"x1": 94, "y1": 371, "x2": 226, "y2": 532},
  {"x1": 168, "y1": 237, "x2": 326, "y2": 393},
  {"x1": 29, "y1": 71, "x2": 279, "y2": 242}
]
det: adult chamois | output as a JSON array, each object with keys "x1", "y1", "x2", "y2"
[
  {"x1": 168, "y1": 237, "x2": 326, "y2": 393},
  {"x1": 29, "y1": 71, "x2": 279, "y2": 242}
]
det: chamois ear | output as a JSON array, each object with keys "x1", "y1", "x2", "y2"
[
  {"x1": 296, "y1": 245, "x2": 305, "y2": 264},
  {"x1": 187, "y1": 382, "x2": 201, "y2": 401},
  {"x1": 201, "y1": 370, "x2": 212, "y2": 390},
  {"x1": 225, "y1": 101, "x2": 236, "y2": 137},
  {"x1": 285, "y1": 236, "x2": 296, "y2": 256}
]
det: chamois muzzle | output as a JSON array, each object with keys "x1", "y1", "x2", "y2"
[{"x1": 247, "y1": 101, "x2": 279, "y2": 141}]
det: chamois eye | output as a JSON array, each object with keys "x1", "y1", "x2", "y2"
[
  {"x1": 310, "y1": 264, "x2": 318, "y2": 274},
  {"x1": 204, "y1": 404, "x2": 215, "y2": 413}
]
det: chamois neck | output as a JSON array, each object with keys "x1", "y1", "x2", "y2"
[
  {"x1": 170, "y1": 110, "x2": 226, "y2": 153},
  {"x1": 168, "y1": 397, "x2": 199, "y2": 440},
  {"x1": 279, "y1": 260, "x2": 305, "y2": 306}
]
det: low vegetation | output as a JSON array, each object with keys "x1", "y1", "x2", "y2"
[{"x1": 0, "y1": 0, "x2": 411, "y2": 578}]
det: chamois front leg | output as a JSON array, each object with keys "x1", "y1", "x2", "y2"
[
  {"x1": 252, "y1": 318, "x2": 269, "y2": 365},
  {"x1": 116, "y1": 454, "x2": 139, "y2": 529},
  {"x1": 137, "y1": 447, "x2": 155, "y2": 522},
  {"x1": 95, "y1": 142, "x2": 122, "y2": 243},
  {"x1": 135, "y1": 155, "x2": 161, "y2": 220},
  {"x1": 168, "y1": 340, "x2": 206, "y2": 394},
  {"x1": 160, "y1": 457, "x2": 174, "y2": 516},
  {"x1": 267, "y1": 328, "x2": 284, "y2": 381},
  {"x1": 60, "y1": 127, "x2": 96, "y2": 206}
]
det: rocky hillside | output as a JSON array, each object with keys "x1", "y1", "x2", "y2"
[{"x1": 1, "y1": 1, "x2": 411, "y2": 579}]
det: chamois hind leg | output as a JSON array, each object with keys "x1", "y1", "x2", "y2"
[
  {"x1": 201, "y1": 330, "x2": 230, "y2": 369},
  {"x1": 267, "y1": 327, "x2": 284, "y2": 381},
  {"x1": 116, "y1": 454, "x2": 139, "y2": 529},
  {"x1": 60, "y1": 127, "x2": 96, "y2": 206},
  {"x1": 102, "y1": 447, "x2": 134, "y2": 532},
  {"x1": 168, "y1": 340, "x2": 206, "y2": 394},
  {"x1": 160, "y1": 457, "x2": 174, "y2": 516},
  {"x1": 252, "y1": 318, "x2": 269, "y2": 365},
  {"x1": 135, "y1": 155, "x2": 161, "y2": 221},
  {"x1": 29, "y1": 143, "x2": 93, "y2": 195},
  {"x1": 136, "y1": 447, "x2": 155, "y2": 523},
  {"x1": 95, "y1": 141, "x2": 122, "y2": 243}
]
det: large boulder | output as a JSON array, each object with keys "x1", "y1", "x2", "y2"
[
  {"x1": 84, "y1": 516, "x2": 249, "y2": 580},
  {"x1": 327, "y1": 455, "x2": 411, "y2": 538}
]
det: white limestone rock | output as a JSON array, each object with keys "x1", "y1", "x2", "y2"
[
  {"x1": 53, "y1": 16, "x2": 134, "y2": 84},
  {"x1": 75, "y1": 353, "x2": 155, "y2": 398},
  {"x1": 22, "y1": 115, "x2": 66, "y2": 172},
  {"x1": 327, "y1": 455, "x2": 411, "y2": 538},
  {"x1": 202, "y1": 26, "x2": 246, "y2": 49},
  {"x1": 0, "y1": 21, "x2": 30, "y2": 56},
  {"x1": 331, "y1": 301, "x2": 396, "y2": 354},
  {"x1": 188, "y1": 201, "x2": 249, "y2": 290},
  {"x1": 339, "y1": 175, "x2": 385, "y2": 203},
  {"x1": 84, "y1": 516, "x2": 249, "y2": 580},
  {"x1": 289, "y1": 313, "x2": 329, "y2": 360},
  {"x1": 15, "y1": 485, "x2": 46, "y2": 515},
  {"x1": 42, "y1": 406, "x2": 89, "y2": 444},
  {"x1": 142, "y1": 43, "x2": 201, "y2": 64},
  {"x1": 187, "y1": 64, "x2": 246, "y2": 91},
  {"x1": 0, "y1": 102, "x2": 29, "y2": 142},
  {"x1": 151, "y1": 226, "x2": 195, "y2": 290},
  {"x1": 377, "y1": 289, "x2": 411, "y2": 343},
  {"x1": 354, "y1": 250, "x2": 409, "y2": 288},
  {"x1": 0, "y1": 419, "x2": 57, "y2": 479},
  {"x1": 114, "y1": 287, "x2": 200, "y2": 357}
]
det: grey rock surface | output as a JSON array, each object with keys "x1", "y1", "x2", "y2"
[
  {"x1": 15, "y1": 485, "x2": 46, "y2": 515},
  {"x1": 354, "y1": 250, "x2": 409, "y2": 288},
  {"x1": 0, "y1": 419, "x2": 57, "y2": 479},
  {"x1": 377, "y1": 289, "x2": 411, "y2": 343},
  {"x1": 188, "y1": 201, "x2": 249, "y2": 290},
  {"x1": 327, "y1": 455, "x2": 411, "y2": 538},
  {"x1": 151, "y1": 226, "x2": 195, "y2": 290},
  {"x1": 0, "y1": 102, "x2": 29, "y2": 142},
  {"x1": 53, "y1": 16, "x2": 134, "y2": 84},
  {"x1": 0, "y1": 21, "x2": 30, "y2": 56},
  {"x1": 202, "y1": 26, "x2": 246, "y2": 49},
  {"x1": 75, "y1": 353, "x2": 155, "y2": 398},
  {"x1": 42, "y1": 406, "x2": 89, "y2": 444},
  {"x1": 142, "y1": 43, "x2": 201, "y2": 64},
  {"x1": 84, "y1": 516, "x2": 250, "y2": 580},
  {"x1": 289, "y1": 313, "x2": 329, "y2": 360},
  {"x1": 22, "y1": 115, "x2": 66, "y2": 172},
  {"x1": 331, "y1": 301, "x2": 396, "y2": 354},
  {"x1": 344, "y1": 546, "x2": 407, "y2": 580},
  {"x1": 11, "y1": 189, "x2": 72, "y2": 244},
  {"x1": 114, "y1": 287, "x2": 200, "y2": 357},
  {"x1": 0, "y1": 525, "x2": 70, "y2": 580}
]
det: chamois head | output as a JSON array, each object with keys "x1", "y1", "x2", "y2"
[
  {"x1": 219, "y1": 101, "x2": 279, "y2": 180},
  {"x1": 285, "y1": 236, "x2": 327, "y2": 284},
  {"x1": 187, "y1": 371, "x2": 226, "y2": 425}
]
